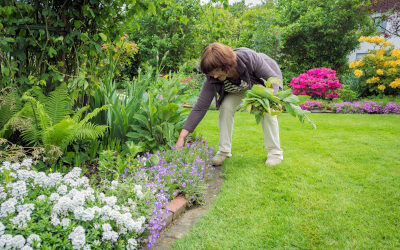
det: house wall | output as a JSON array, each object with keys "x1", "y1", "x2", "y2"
[{"x1": 348, "y1": 13, "x2": 400, "y2": 62}]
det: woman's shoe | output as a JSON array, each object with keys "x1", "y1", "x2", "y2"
[
  {"x1": 265, "y1": 157, "x2": 282, "y2": 166},
  {"x1": 211, "y1": 152, "x2": 231, "y2": 166}
]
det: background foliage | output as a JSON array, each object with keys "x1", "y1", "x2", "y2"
[{"x1": 276, "y1": 0, "x2": 375, "y2": 74}]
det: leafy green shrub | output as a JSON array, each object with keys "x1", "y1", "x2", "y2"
[
  {"x1": 126, "y1": 73, "x2": 189, "y2": 152},
  {"x1": 339, "y1": 88, "x2": 359, "y2": 102},
  {"x1": 128, "y1": 0, "x2": 202, "y2": 72},
  {"x1": 276, "y1": 0, "x2": 374, "y2": 74},
  {"x1": 0, "y1": 1, "x2": 145, "y2": 93},
  {"x1": 339, "y1": 71, "x2": 367, "y2": 97},
  {"x1": 237, "y1": 6, "x2": 283, "y2": 60}
]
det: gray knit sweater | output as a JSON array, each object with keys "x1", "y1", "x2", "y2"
[{"x1": 182, "y1": 47, "x2": 283, "y2": 133}]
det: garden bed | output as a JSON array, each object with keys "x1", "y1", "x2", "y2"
[{"x1": 0, "y1": 139, "x2": 215, "y2": 249}]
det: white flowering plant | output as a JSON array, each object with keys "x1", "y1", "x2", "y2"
[{"x1": 0, "y1": 159, "x2": 147, "y2": 249}]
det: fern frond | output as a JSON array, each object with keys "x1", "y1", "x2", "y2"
[
  {"x1": 45, "y1": 83, "x2": 71, "y2": 125},
  {"x1": 72, "y1": 106, "x2": 90, "y2": 122},
  {"x1": 21, "y1": 94, "x2": 51, "y2": 130},
  {"x1": 27, "y1": 86, "x2": 47, "y2": 104},
  {"x1": 21, "y1": 127, "x2": 42, "y2": 146},
  {"x1": 69, "y1": 89, "x2": 80, "y2": 107},
  {"x1": 0, "y1": 90, "x2": 22, "y2": 134},
  {"x1": 76, "y1": 122, "x2": 107, "y2": 140},
  {"x1": 79, "y1": 105, "x2": 110, "y2": 126},
  {"x1": 42, "y1": 118, "x2": 77, "y2": 151}
]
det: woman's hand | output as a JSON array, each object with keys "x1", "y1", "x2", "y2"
[
  {"x1": 175, "y1": 137, "x2": 185, "y2": 149},
  {"x1": 174, "y1": 129, "x2": 189, "y2": 149}
]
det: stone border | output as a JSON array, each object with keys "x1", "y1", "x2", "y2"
[
  {"x1": 151, "y1": 166, "x2": 224, "y2": 249},
  {"x1": 309, "y1": 109, "x2": 334, "y2": 113},
  {"x1": 163, "y1": 196, "x2": 188, "y2": 228}
]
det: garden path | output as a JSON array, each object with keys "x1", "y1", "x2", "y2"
[{"x1": 151, "y1": 165, "x2": 224, "y2": 249}]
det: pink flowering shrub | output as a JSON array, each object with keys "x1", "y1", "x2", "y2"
[{"x1": 290, "y1": 68, "x2": 342, "y2": 100}]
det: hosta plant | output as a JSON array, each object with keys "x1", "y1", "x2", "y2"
[
  {"x1": 126, "y1": 71, "x2": 189, "y2": 152},
  {"x1": 242, "y1": 78, "x2": 316, "y2": 129}
]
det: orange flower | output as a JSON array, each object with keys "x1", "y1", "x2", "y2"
[{"x1": 101, "y1": 43, "x2": 109, "y2": 50}]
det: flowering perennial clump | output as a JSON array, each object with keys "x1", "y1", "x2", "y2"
[
  {"x1": 350, "y1": 36, "x2": 400, "y2": 95},
  {"x1": 290, "y1": 68, "x2": 342, "y2": 99},
  {"x1": 180, "y1": 77, "x2": 194, "y2": 83},
  {"x1": 132, "y1": 139, "x2": 214, "y2": 247}
]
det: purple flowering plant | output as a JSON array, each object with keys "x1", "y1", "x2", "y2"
[
  {"x1": 331, "y1": 101, "x2": 400, "y2": 114},
  {"x1": 299, "y1": 99, "x2": 400, "y2": 114},
  {"x1": 114, "y1": 137, "x2": 214, "y2": 248}
]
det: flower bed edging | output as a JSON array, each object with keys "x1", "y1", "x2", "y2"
[
  {"x1": 310, "y1": 110, "x2": 334, "y2": 113},
  {"x1": 159, "y1": 196, "x2": 189, "y2": 231},
  {"x1": 166, "y1": 196, "x2": 188, "y2": 221},
  {"x1": 151, "y1": 164, "x2": 225, "y2": 250}
]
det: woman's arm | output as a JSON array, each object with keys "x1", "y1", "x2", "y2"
[
  {"x1": 252, "y1": 52, "x2": 283, "y2": 94},
  {"x1": 175, "y1": 77, "x2": 217, "y2": 148}
]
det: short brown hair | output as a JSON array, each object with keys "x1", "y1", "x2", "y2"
[{"x1": 200, "y1": 42, "x2": 237, "y2": 74}]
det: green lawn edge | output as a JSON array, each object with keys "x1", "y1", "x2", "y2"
[{"x1": 173, "y1": 112, "x2": 400, "y2": 249}]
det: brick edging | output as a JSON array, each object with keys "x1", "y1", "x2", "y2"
[{"x1": 163, "y1": 195, "x2": 188, "y2": 228}]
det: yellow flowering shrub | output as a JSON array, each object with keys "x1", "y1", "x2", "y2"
[{"x1": 350, "y1": 36, "x2": 400, "y2": 96}]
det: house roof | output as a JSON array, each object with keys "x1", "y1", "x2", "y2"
[{"x1": 370, "y1": 0, "x2": 400, "y2": 13}]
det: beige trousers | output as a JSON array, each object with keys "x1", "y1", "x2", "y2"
[{"x1": 218, "y1": 91, "x2": 283, "y2": 160}]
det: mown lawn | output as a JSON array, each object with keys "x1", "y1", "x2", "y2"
[{"x1": 173, "y1": 111, "x2": 400, "y2": 249}]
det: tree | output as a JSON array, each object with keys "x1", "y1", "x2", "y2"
[
  {"x1": 276, "y1": 0, "x2": 375, "y2": 74},
  {"x1": 236, "y1": 4, "x2": 282, "y2": 60},
  {"x1": 128, "y1": 0, "x2": 203, "y2": 73},
  {"x1": 0, "y1": 0, "x2": 146, "y2": 92}
]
